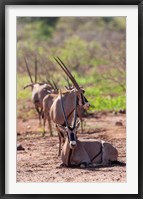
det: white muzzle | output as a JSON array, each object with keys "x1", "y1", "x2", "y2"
[{"x1": 70, "y1": 141, "x2": 77, "y2": 149}]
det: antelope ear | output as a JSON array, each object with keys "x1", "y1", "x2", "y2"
[
  {"x1": 57, "y1": 125, "x2": 66, "y2": 133},
  {"x1": 76, "y1": 120, "x2": 80, "y2": 129},
  {"x1": 23, "y1": 84, "x2": 33, "y2": 89}
]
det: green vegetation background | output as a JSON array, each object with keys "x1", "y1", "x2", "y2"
[{"x1": 17, "y1": 17, "x2": 126, "y2": 113}]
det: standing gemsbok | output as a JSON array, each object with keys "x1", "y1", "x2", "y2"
[
  {"x1": 64, "y1": 76, "x2": 85, "y2": 133},
  {"x1": 24, "y1": 57, "x2": 56, "y2": 128},
  {"x1": 57, "y1": 91, "x2": 119, "y2": 168},
  {"x1": 43, "y1": 57, "x2": 90, "y2": 155},
  {"x1": 51, "y1": 57, "x2": 90, "y2": 121}
]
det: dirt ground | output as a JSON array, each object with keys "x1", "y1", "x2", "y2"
[{"x1": 17, "y1": 112, "x2": 126, "y2": 183}]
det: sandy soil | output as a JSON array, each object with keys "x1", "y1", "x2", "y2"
[{"x1": 17, "y1": 112, "x2": 126, "y2": 182}]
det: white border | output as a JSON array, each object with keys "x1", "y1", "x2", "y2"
[{"x1": 5, "y1": 5, "x2": 138, "y2": 194}]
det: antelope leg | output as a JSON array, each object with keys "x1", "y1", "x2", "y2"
[
  {"x1": 42, "y1": 112, "x2": 46, "y2": 137},
  {"x1": 47, "y1": 113, "x2": 53, "y2": 136},
  {"x1": 58, "y1": 133, "x2": 62, "y2": 157},
  {"x1": 35, "y1": 106, "x2": 42, "y2": 126},
  {"x1": 56, "y1": 126, "x2": 61, "y2": 156}
]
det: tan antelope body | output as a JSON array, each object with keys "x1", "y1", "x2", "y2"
[
  {"x1": 42, "y1": 57, "x2": 90, "y2": 154},
  {"x1": 49, "y1": 58, "x2": 90, "y2": 155},
  {"x1": 57, "y1": 90, "x2": 118, "y2": 168},
  {"x1": 49, "y1": 90, "x2": 78, "y2": 156},
  {"x1": 64, "y1": 77, "x2": 85, "y2": 133},
  {"x1": 24, "y1": 58, "x2": 57, "y2": 130},
  {"x1": 52, "y1": 57, "x2": 90, "y2": 124},
  {"x1": 32, "y1": 83, "x2": 54, "y2": 123},
  {"x1": 31, "y1": 83, "x2": 54, "y2": 109},
  {"x1": 61, "y1": 139, "x2": 118, "y2": 167},
  {"x1": 50, "y1": 90, "x2": 81, "y2": 125},
  {"x1": 43, "y1": 88, "x2": 89, "y2": 151},
  {"x1": 42, "y1": 93, "x2": 58, "y2": 136},
  {"x1": 25, "y1": 82, "x2": 55, "y2": 127}
]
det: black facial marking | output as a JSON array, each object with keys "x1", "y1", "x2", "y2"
[
  {"x1": 81, "y1": 93, "x2": 88, "y2": 105},
  {"x1": 70, "y1": 132, "x2": 75, "y2": 141}
]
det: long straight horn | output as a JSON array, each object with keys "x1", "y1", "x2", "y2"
[
  {"x1": 24, "y1": 58, "x2": 33, "y2": 83},
  {"x1": 64, "y1": 76, "x2": 71, "y2": 89},
  {"x1": 60, "y1": 90, "x2": 69, "y2": 128},
  {"x1": 54, "y1": 57, "x2": 80, "y2": 90},
  {"x1": 35, "y1": 56, "x2": 38, "y2": 83},
  {"x1": 73, "y1": 91, "x2": 78, "y2": 128},
  {"x1": 57, "y1": 57, "x2": 80, "y2": 90},
  {"x1": 46, "y1": 79, "x2": 54, "y2": 89},
  {"x1": 52, "y1": 80, "x2": 58, "y2": 91},
  {"x1": 67, "y1": 77, "x2": 71, "y2": 89}
]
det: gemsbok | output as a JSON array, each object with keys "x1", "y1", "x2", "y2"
[
  {"x1": 57, "y1": 91, "x2": 119, "y2": 168},
  {"x1": 64, "y1": 76, "x2": 85, "y2": 133},
  {"x1": 43, "y1": 57, "x2": 90, "y2": 155},
  {"x1": 24, "y1": 57, "x2": 57, "y2": 128}
]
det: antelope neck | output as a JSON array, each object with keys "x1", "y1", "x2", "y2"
[
  {"x1": 80, "y1": 93, "x2": 88, "y2": 105},
  {"x1": 62, "y1": 92, "x2": 78, "y2": 126},
  {"x1": 68, "y1": 148, "x2": 72, "y2": 166}
]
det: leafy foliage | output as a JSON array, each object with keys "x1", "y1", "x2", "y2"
[{"x1": 17, "y1": 17, "x2": 126, "y2": 112}]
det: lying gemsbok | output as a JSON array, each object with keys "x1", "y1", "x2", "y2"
[
  {"x1": 43, "y1": 57, "x2": 90, "y2": 154},
  {"x1": 57, "y1": 91, "x2": 120, "y2": 168}
]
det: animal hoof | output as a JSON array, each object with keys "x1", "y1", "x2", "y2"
[
  {"x1": 80, "y1": 162, "x2": 87, "y2": 168},
  {"x1": 59, "y1": 163, "x2": 65, "y2": 167},
  {"x1": 88, "y1": 163, "x2": 93, "y2": 167},
  {"x1": 57, "y1": 153, "x2": 61, "y2": 157},
  {"x1": 92, "y1": 163, "x2": 98, "y2": 167},
  {"x1": 80, "y1": 164, "x2": 85, "y2": 168}
]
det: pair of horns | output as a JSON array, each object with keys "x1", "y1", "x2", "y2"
[
  {"x1": 64, "y1": 76, "x2": 73, "y2": 90},
  {"x1": 46, "y1": 79, "x2": 58, "y2": 91},
  {"x1": 60, "y1": 90, "x2": 77, "y2": 128},
  {"x1": 24, "y1": 57, "x2": 37, "y2": 84},
  {"x1": 54, "y1": 57, "x2": 80, "y2": 90}
]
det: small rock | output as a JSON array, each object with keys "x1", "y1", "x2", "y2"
[
  {"x1": 17, "y1": 144, "x2": 25, "y2": 151},
  {"x1": 27, "y1": 125, "x2": 31, "y2": 130},
  {"x1": 17, "y1": 132, "x2": 21, "y2": 136},
  {"x1": 115, "y1": 121, "x2": 123, "y2": 126},
  {"x1": 119, "y1": 109, "x2": 126, "y2": 114},
  {"x1": 26, "y1": 169, "x2": 32, "y2": 172}
]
